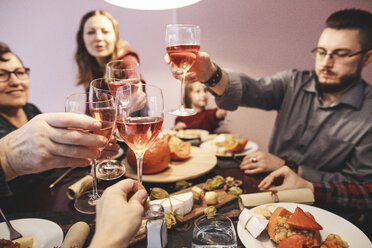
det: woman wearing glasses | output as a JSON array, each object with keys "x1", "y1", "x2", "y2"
[{"x1": 0, "y1": 42, "x2": 41, "y2": 138}]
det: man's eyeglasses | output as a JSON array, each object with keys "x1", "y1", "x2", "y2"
[
  {"x1": 0, "y1": 67, "x2": 30, "y2": 82},
  {"x1": 311, "y1": 47, "x2": 369, "y2": 61}
]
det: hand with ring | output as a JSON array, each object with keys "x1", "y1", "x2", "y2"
[{"x1": 239, "y1": 151, "x2": 285, "y2": 174}]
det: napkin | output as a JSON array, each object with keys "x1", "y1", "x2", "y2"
[
  {"x1": 60, "y1": 221, "x2": 90, "y2": 248},
  {"x1": 66, "y1": 175, "x2": 93, "y2": 200},
  {"x1": 239, "y1": 188, "x2": 314, "y2": 208}
]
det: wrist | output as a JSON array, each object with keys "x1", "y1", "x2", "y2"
[
  {"x1": 0, "y1": 138, "x2": 16, "y2": 181},
  {"x1": 89, "y1": 235, "x2": 129, "y2": 248},
  {"x1": 282, "y1": 158, "x2": 299, "y2": 174},
  {"x1": 201, "y1": 62, "x2": 222, "y2": 87}
]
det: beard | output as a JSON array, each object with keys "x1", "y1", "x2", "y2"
[{"x1": 315, "y1": 63, "x2": 362, "y2": 94}]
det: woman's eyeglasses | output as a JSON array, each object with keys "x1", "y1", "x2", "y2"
[{"x1": 0, "y1": 67, "x2": 30, "y2": 82}]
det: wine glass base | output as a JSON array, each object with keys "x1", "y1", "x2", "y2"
[
  {"x1": 169, "y1": 108, "x2": 196, "y2": 116},
  {"x1": 74, "y1": 190, "x2": 104, "y2": 214},
  {"x1": 96, "y1": 160, "x2": 126, "y2": 180}
]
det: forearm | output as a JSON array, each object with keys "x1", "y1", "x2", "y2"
[
  {"x1": 89, "y1": 236, "x2": 129, "y2": 248},
  {"x1": 301, "y1": 164, "x2": 354, "y2": 183}
]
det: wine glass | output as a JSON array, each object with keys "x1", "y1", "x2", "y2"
[
  {"x1": 106, "y1": 61, "x2": 142, "y2": 146},
  {"x1": 106, "y1": 60, "x2": 141, "y2": 96},
  {"x1": 65, "y1": 92, "x2": 116, "y2": 214},
  {"x1": 192, "y1": 214, "x2": 237, "y2": 247},
  {"x1": 166, "y1": 24, "x2": 200, "y2": 116},
  {"x1": 115, "y1": 83, "x2": 164, "y2": 184},
  {"x1": 89, "y1": 78, "x2": 129, "y2": 180}
]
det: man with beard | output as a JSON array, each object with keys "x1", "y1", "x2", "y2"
[{"x1": 167, "y1": 8, "x2": 372, "y2": 236}]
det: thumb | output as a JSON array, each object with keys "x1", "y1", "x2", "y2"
[
  {"x1": 164, "y1": 54, "x2": 170, "y2": 64},
  {"x1": 129, "y1": 189, "x2": 148, "y2": 205}
]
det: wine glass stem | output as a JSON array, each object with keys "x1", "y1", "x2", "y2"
[
  {"x1": 180, "y1": 72, "x2": 187, "y2": 110},
  {"x1": 106, "y1": 156, "x2": 112, "y2": 167},
  {"x1": 90, "y1": 159, "x2": 100, "y2": 200},
  {"x1": 135, "y1": 153, "x2": 144, "y2": 185}
]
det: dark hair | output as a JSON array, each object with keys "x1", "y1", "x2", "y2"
[
  {"x1": 75, "y1": 10, "x2": 130, "y2": 90},
  {"x1": 0, "y1": 42, "x2": 24, "y2": 65},
  {"x1": 0, "y1": 42, "x2": 11, "y2": 62},
  {"x1": 326, "y1": 9, "x2": 372, "y2": 50}
]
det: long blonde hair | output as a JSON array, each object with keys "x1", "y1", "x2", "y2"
[{"x1": 75, "y1": 10, "x2": 130, "y2": 90}]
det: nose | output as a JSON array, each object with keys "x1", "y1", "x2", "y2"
[
  {"x1": 7, "y1": 73, "x2": 22, "y2": 86},
  {"x1": 320, "y1": 53, "x2": 335, "y2": 67},
  {"x1": 95, "y1": 30, "x2": 104, "y2": 40}
]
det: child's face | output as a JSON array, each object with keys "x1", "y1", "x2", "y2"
[{"x1": 190, "y1": 82, "x2": 208, "y2": 108}]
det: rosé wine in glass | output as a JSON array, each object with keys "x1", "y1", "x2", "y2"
[
  {"x1": 115, "y1": 83, "x2": 164, "y2": 184},
  {"x1": 166, "y1": 24, "x2": 200, "y2": 116}
]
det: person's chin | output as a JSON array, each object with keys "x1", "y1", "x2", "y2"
[
  {"x1": 318, "y1": 77, "x2": 339, "y2": 85},
  {"x1": 92, "y1": 51, "x2": 110, "y2": 58}
]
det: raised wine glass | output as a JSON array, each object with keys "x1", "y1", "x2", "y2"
[
  {"x1": 166, "y1": 24, "x2": 200, "y2": 116},
  {"x1": 89, "y1": 78, "x2": 130, "y2": 180},
  {"x1": 65, "y1": 92, "x2": 116, "y2": 214},
  {"x1": 115, "y1": 83, "x2": 164, "y2": 184},
  {"x1": 106, "y1": 60, "x2": 141, "y2": 96},
  {"x1": 106, "y1": 61, "x2": 142, "y2": 145}
]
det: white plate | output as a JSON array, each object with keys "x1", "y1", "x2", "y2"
[
  {"x1": 237, "y1": 203, "x2": 372, "y2": 248},
  {"x1": 200, "y1": 140, "x2": 258, "y2": 157},
  {"x1": 0, "y1": 218, "x2": 63, "y2": 248},
  {"x1": 176, "y1": 129, "x2": 209, "y2": 140}
]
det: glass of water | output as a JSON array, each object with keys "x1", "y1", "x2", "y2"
[{"x1": 192, "y1": 214, "x2": 237, "y2": 248}]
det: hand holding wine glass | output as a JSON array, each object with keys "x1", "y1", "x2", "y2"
[
  {"x1": 166, "y1": 24, "x2": 200, "y2": 116},
  {"x1": 66, "y1": 92, "x2": 116, "y2": 214},
  {"x1": 115, "y1": 83, "x2": 164, "y2": 184},
  {"x1": 90, "y1": 78, "x2": 126, "y2": 180}
]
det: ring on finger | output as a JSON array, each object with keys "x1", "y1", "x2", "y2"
[{"x1": 251, "y1": 157, "x2": 258, "y2": 163}]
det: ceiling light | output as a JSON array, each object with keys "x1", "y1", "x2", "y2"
[{"x1": 104, "y1": 0, "x2": 201, "y2": 10}]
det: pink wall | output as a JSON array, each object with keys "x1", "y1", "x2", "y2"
[{"x1": 1, "y1": 0, "x2": 371, "y2": 151}]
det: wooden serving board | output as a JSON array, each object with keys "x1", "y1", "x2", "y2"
[
  {"x1": 123, "y1": 146, "x2": 217, "y2": 183},
  {"x1": 130, "y1": 182, "x2": 237, "y2": 245}
]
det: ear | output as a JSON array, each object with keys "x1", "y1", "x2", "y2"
[{"x1": 362, "y1": 49, "x2": 372, "y2": 67}]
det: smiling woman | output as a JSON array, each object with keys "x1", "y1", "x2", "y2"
[
  {"x1": 75, "y1": 10, "x2": 144, "y2": 92},
  {"x1": 0, "y1": 42, "x2": 41, "y2": 138}
]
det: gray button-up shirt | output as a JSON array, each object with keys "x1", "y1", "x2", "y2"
[{"x1": 211, "y1": 69, "x2": 372, "y2": 184}]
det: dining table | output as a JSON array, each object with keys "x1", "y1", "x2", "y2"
[{"x1": 1, "y1": 141, "x2": 371, "y2": 247}]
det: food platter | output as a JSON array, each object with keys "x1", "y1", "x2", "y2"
[
  {"x1": 0, "y1": 218, "x2": 63, "y2": 248},
  {"x1": 237, "y1": 203, "x2": 372, "y2": 247},
  {"x1": 176, "y1": 129, "x2": 209, "y2": 140},
  {"x1": 130, "y1": 182, "x2": 236, "y2": 245},
  {"x1": 122, "y1": 146, "x2": 217, "y2": 183},
  {"x1": 200, "y1": 140, "x2": 258, "y2": 157}
]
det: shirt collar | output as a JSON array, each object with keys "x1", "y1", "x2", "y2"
[{"x1": 304, "y1": 72, "x2": 364, "y2": 109}]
